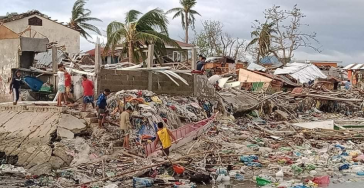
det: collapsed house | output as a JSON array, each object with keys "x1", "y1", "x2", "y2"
[{"x1": 0, "y1": 10, "x2": 80, "y2": 101}]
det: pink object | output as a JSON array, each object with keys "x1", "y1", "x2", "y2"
[
  {"x1": 144, "y1": 114, "x2": 217, "y2": 156},
  {"x1": 355, "y1": 155, "x2": 364, "y2": 161},
  {"x1": 312, "y1": 176, "x2": 330, "y2": 185}
]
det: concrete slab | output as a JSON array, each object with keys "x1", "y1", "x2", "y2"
[
  {"x1": 0, "y1": 108, "x2": 83, "y2": 174},
  {"x1": 57, "y1": 127, "x2": 74, "y2": 139},
  {"x1": 58, "y1": 114, "x2": 86, "y2": 134}
]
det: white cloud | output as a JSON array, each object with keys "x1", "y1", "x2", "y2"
[{"x1": 1, "y1": 0, "x2": 364, "y2": 64}]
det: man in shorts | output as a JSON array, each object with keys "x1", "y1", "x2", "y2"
[
  {"x1": 154, "y1": 122, "x2": 177, "y2": 156},
  {"x1": 96, "y1": 89, "x2": 110, "y2": 128},
  {"x1": 120, "y1": 107, "x2": 133, "y2": 149},
  {"x1": 81, "y1": 74, "x2": 95, "y2": 111}
]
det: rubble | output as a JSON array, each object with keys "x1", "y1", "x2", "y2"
[{"x1": 2, "y1": 86, "x2": 364, "y2": 187}]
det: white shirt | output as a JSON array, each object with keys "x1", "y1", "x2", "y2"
[{"x1": 57, "y1": 71, "x2": 65, "y2": 86}]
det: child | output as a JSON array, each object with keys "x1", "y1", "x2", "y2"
[
  {"x1": 9, "y1": 70, "x2": 22, "y2": 105},
  {"x1": 154, "y1": 122, "x2": 177, "y2": 156},
  {"x1": 120, "y1": 107, "x2": 133, "y2": 149},
  {"x1": 96, "y1": 89, "x2": 111, "y2": 128}
]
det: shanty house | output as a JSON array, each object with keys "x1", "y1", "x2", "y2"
[
  {"x1": 0, "y1": 11, "x2": 80, "y2": 56},
  {"x1": 343, "y1": 63, "x2": 364, "y2": 85}
]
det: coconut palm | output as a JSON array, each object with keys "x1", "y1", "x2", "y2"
[
  {"x1": 247, "y1": 22, "x2": 276, "y2": 62},
  {"x1": 105, "y1": 9, "x2": 179, "y2": 63},
  {"x1": 68, "y1": 0, "x2": 102, "y2": 39},
  {"x1": 167, "y1": 0, "x2": 201, "y2": 43}
]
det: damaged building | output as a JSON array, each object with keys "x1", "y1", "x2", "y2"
[{"x1": 0, "y1": 10, "x2": 80, "y2": 101}]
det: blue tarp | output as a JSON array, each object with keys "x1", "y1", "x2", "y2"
[{"x1": 23, "y1": 76, "x2": 44, "y2": 92}]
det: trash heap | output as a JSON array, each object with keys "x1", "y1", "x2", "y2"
[{"x1": 4, "y1": 88, "x2": 364, "y2": 187}]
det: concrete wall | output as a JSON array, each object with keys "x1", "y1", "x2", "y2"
[
  {"x1": 0, "y1": 39, "x2": 20, "y2": 101},
  {"x1": 72, "y1": 75, "x2": 97, "y2": 100},
  {"x1": 98, "y1": 69, "x2": 215, "y2": 97},
  {"x1": 4, "y1": 15, "x2": 80, "y2": 56}
]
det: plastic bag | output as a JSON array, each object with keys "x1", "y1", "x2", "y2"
[
  {"x1": 312, "y1": 176, "x2": 330, "y2": 185},
  {"x1": 133, "y1": 177, "x2": 154, "y2": 188},
  {"x1": 256, "y1": 177, "x2": 271, "y2": 186}
]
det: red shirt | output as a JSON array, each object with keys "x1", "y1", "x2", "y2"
[
  {"x1": 65, "y1": 73, "x2": 71, "y2": 87},
  {"x1": 82, "y1": 79, "x2": 94, "y2": 96}
]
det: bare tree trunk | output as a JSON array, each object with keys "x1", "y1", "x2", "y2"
[
  {"x1": 128, "y1": 41, "x2": 134, "y2": 63},
  {"x1": 185, "y1": 11, "x2": 189, "y2": 43}
]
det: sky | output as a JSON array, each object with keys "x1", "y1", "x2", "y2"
[{"x1": 1, "y1": 0, "x2": 364, "y2": 65}]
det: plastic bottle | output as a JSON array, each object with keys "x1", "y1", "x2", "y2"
[
  {"x1": 305, "y1": 164, "x2": 316, "y2": 170},
  {"x1": 339, "y1": 164, "x2": 350, "y2": 171},
  {"x1": 256, "y1": 177, "x2": 271, "y2": 186},
  {"x1": 174, "y1": 184, "x2": 197, "y2": 188},
  {"x1": 291, "y1": 165, "x2": 303, "y2": 175},
  {"x1": 133, "y1": 177, "x2": 154, "y2": 188},
  {"x1": 222, "y1": 175, "x2": 230, "y2": 182},
  {"x1": 235, "y1": 173, "x2": 244, "y2": 181},
  {"x1": 276, "y1": 169, "x2": 284, "y2": 177}
]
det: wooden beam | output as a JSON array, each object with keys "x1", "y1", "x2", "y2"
[{"x1": 147, "y1": 44, "x2": 154, "y2": 68}]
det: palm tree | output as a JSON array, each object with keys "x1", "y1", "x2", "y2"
[
  {"x1": 246, "y1": 22, "x2": 276, "y2": 62},
  {"x1": 167, "y1": 0, "x2": 201, "y2": 43},
  {"x1": 68, "y1": 0, "x2": 102, "y2": 39},
  {"x1": 105, "y1": 9, "x2": 179, "y2": 63}
]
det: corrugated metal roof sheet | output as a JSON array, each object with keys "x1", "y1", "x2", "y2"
[
  {"x1": 343, "y1": 64, "x2": 356, "y2": 70},
  {"x1": 352, "y1": 64, "x2": 364, "y2": 70},
  {"x1": 274, "y1": 62, "x2": 327, "y2": 83},
  {"x1": 247, "y1": 62, "x2": 266, "y2": 71},
  {"x1": 34, "y1": 49, "x2": 66, "y2": 67}
]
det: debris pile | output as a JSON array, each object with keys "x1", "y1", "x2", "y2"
[{"x1": 3, "y1": 88, "x2": 364, "y2": 187}]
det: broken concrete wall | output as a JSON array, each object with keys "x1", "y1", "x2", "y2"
[
  {"x1": 4, "y1": 15, "x2": 80, "y2": 56},
  {"x1": 98, "y1": 69, "x2": 215, "y2": 97},
  {"x1": 0, "y1": 39, "x2": 20, "y2": 102},
  {"x1": 0, "y1": 106, "x2": 87, "y2": 175},
  {"x1": 71, "y1": 75, "x2": 97, "y2": 100},
  {"x1": 194, "y1": 74, "x2": 216, "y2": 97}
]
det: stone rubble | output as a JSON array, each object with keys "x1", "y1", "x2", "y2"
[{"x1": 1, "y1": 89, "x2": 364, "y2": 187}]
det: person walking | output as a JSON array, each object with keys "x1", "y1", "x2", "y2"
[
  {"x1": 9, "y1": 70, "x2": 22, "y2": 105},
  {"x1": 81, "y1": 74, "x2": 94, "y2": 111},
  {"x1": 57, "y1": 64, "x2": 66, "y2": 107},
  {"x1": 120, "y1": 107, "x2": 133, "y2": 149},
  {"x1": 96, "y1": 89, "x2": 111, "y2": 128},
  {"x1": 154, "y1": 122, "x2": 177, "y2": 156}
]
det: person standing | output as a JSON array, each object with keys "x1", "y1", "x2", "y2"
[
  {"x1": 196, "y1": 57, "x2": 206, "y2": 71},
  {"x1": 154, "y1": 122, "x2": 177, "y2": 156},
  {"x1": 64, "y1": 70, "x2": 73, "y2": 103},
  {"x1": 120, "y1": 107, "x2": 133, "y2": 149},
  {"x1": 96, "y1": 89, "x2": 111, "y2": 128},
  {"x1": 57, "y1": 64, "x2": 66, "y2": 107},
  {"x1": 81, "y1": 74, "x2": 94, "y2": 111},
  {"x1": 9, "y1": 70, "x2": 22, "y2": 105},
  {"x1": 345, "y1": 80, "x2": 352, "y2": 90}
]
